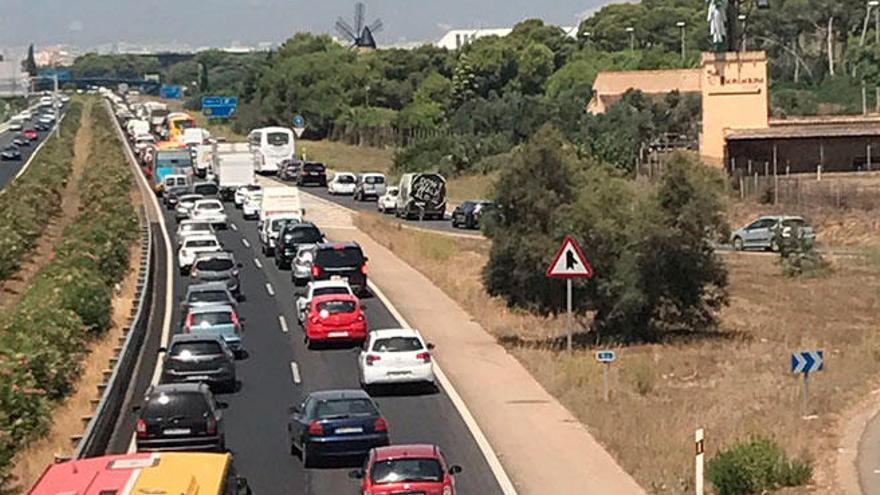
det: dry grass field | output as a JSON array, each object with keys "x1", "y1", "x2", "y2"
[{"x1": 355, "y1": 211, "x2": 880, "y2": 494}]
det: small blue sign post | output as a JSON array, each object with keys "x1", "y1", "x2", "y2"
[
  {"x1": 292, "y1": 114, "x2": 306, "y2": 137},
  {"x1": 595, "y1": 350, "x2": 616, "y2": 401},
  {"x1": 791, "y1": 350, "x2": 824, "y2": 416},
  {"x1": 201, "y1": 96, "x2": 238, "y2": 119}
]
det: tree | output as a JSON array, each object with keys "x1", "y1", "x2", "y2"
[
  {"x1": 451, "y1": 54, "x2": 478, "y2": 108},
  {"x1": 198, "y1": 61, "x2": 209, "y2": 92},
  {"x1": 25, "y1": 44, "x2": 37, "y2": 75},
  {"x1": 516, "y1": 43, "x2": 555, "y2": 94}
]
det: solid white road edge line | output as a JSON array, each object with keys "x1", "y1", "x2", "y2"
[
  {"x1": 290, "y1": 362, "x2": 301, "y2": 384},
  {"x1": 112, "y1": 101, "x2": 174, "y2": 454},
  {"x1": 266, "y1": 283, "x2": 275, "y2": 296},
  {"x1": 254, "y1": 257, "x2": 263, "y2": 269},
  {"x1": 278, "y1": 315, "x2": 289, "y2": 333},
  {"x1": 241, "y1": 238, "x2": 250, "y2": 248},
  {"x1": 366, "y1": 280, "x2": 518, "y2": 495}
]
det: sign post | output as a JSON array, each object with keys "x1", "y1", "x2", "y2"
[
  {"x1": 791, "y1": 350, "x2": 824, "y2": 416},
  {"x1": 695, "y1": 428, "x2": 705, "y2": 495},
  {"x1": 546, "y1": 236, "x2": 594, "y2": 352},
  {"x1": 292, "y1": 114, "x2": 306, "y2": 138},
  {"x1": 596, "y1": 351, "x2": 616, "y2": 401}
]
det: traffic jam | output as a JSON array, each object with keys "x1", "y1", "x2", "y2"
[{"x1": 66, "y1": 91, "x2": 473, "y2": 495}]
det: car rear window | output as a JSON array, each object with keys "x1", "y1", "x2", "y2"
[
  {"x1": 315, "y1": 398, "x2": 377, "y2": 418},
  {"x1": 304, "y1": 163, "x2": 325, "y2": 172},
  {"x1": 337, "y1": 175, "x2": 355, "y2": 184},
  {"x1": 186, "y1": 239, "x2": 218, "y2": 248},
  {"x1": 192, "y1": 311, "x2": 233, "y2": 326},
  {"x1": 317, "y1": 300, "x2": 356, "y2": 314},
  {"x1": 365, "y1": 176, "x2": 384, "y2": 184},
  {"x1": 272, "y1": 218, "x2": 299, "y2": 232},
  {"x1": 313, "y1": 287, "x2": 350, "y2": 298},
  {"x1": 782, "y1": 219, "x2": 806, "y2": 228},
  {"x1": 284, "y1": 226, "x2": 322, "y2": 244},
  {"x1": 170, "y1": 341, "x2": 223, "y2": 357},
  {"x1": 372, "y1": 337, "x2": 423, "y2": 353},
  {"x1": 193, "y1": 183, "x2": 219, "y2": 195},
  {"x1": 182, "y1": 223, "x2": 211, "y2": 232},
  {"x1": 197, "y1": 202, "x2": 222, "y2": 210},
  {"x1": 370, "y1": 458, "x2": 444, "y2": 484},
  {"x1": 144, "y1": 391, "x2": 209, "y2": 418},
  {"x1": 190, "y1": 290, "x2": 230, "y2": 304},
  {"x1": 195, "y1": 258, "x2": 234, "y2": 271},
  {"x1": 315, "y1": 247, "x2": 364, "y2": 267}
]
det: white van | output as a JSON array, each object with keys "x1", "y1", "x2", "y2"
[{"x1": 248, "y1": 127, "x2": 294, "y2": 175}]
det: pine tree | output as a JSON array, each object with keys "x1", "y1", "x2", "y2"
[{"x1": 25, "y1": 44, "x2": 37, "y2": 75}]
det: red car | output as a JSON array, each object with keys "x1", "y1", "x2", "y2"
[
  {"x1": 304, "y1": 293, "x2": 367, "y2": 347},
  {"x1": 23, "y1": 128, "x2": 38, "y2": 140},
  {"x1": 351, "y1": 444, "x2": 462, "y2": 495}
]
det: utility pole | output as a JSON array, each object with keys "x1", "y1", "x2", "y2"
[
  {"x1": 676, "y1": 21, "x2": 686, "y2": 60},
  {"x1": 626, "y1": 26, "x2": 635, "y2": 51},
  {"x1": 738, "y1": 14, "x2": 747, "y2": 50}
]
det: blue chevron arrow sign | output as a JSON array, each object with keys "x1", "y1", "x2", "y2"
[{"x1": 791, "y1": 350, "x2": 824, "y2": 374}]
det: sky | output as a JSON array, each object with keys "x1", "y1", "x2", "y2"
[{"x1": 0, "y1": 0, "x2": 618, "y2": 50}]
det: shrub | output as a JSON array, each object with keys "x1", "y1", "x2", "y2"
[
  {"x1": 773, "y1": 225, "x2": 829, "y2": 278},
  {"x1": 707, "y1": 436, "x2": 812, "y2": 495}
]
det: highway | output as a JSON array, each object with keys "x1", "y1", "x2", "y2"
[
  {"x1": 109, "y1": 140, "x2": 505, "y2": 492},
  {"x1": 0, "y1": 108, "x2": 60, "y2": 190}
]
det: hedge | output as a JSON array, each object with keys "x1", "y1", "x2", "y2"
[
  {"x1": 0, "y1": 100, "x2": 138, "y2": 488},
  {"x1": 0, "y1": 101, "x2": 83, "y2": 281}
]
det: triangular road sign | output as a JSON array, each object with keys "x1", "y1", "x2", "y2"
[{"x1": 547, "y1": 235, "x2": 593, "y2": 279}]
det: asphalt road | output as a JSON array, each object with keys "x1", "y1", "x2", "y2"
[
  {"x1": 115, "y1": 191, "x2": 504, "y2": 493},
  {"x1": 287, "y1": 178, "x2": 485, "y2": 237},
  {"x1": 0, "y1": 105, "x2": 65, "y2": 190}
]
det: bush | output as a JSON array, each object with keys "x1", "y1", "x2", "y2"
[
  {"x1": 773, "y1": 225, "x2": 829, "y2": 278},
  {"x1": 707, "y1": 436, "x2": 812, "y2": 495}
]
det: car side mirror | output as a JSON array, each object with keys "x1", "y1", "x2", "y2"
[
  {"x1": 216, "y1": 401, "x2": 229, "y2": 410},
  {"x1": 237, "y1": 262, "x2": 243, "y2": 268},
  {"x1": 158, "y1": 347, "x2": 167, "y2": 354},
  {"x1": 426, "y1": 343, "x2": 435, "y2": 350},
  {"x1": 364, "y1": 256, "x2": 369, "y2": 262},
  {"x1": 235, "y1": 477, "x2": 252, "y2": 495},
  {"x1": 239, "y1": 317, "x2": 247, "y2": 322},
  {"x1": 449, "y1": 465, "x2": 462, "y2": 474},
  {"x1": 131, "y1": 405, "x2": 141, "y2": 413},
  {"x1": 348, "y1": 469, "x2": 365, "y2": 479},
  {"x1": 288, "y1": 405, "x2": 300, "y2": 414}
]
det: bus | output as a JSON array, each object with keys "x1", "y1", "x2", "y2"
[
  {"x1": 29, "y1": 452, "x2": 252, "y2": 495},
  {"x1": 247, "y1": 127, "x2": 295, "y2": 175},
  {"x1": 167, "y1": 112, "x2": 197, "y2": 142}
]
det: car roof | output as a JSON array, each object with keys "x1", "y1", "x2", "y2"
[
  {"x1": 194, "y1": 198, "x2": 222, "y2": 205},
  {"x1": 315, "y1": 241, "x2": 360, "y2": 251},
  {"x1": 169, "y1": 333, "x2": 226, "y2": 345},
  {"x1": 184, "y1": 234, "x2": 218, "y2": 242},
  {"x1": 309, "y1": 280, "x2": 352, "y2": 290},
  {"x1": 194, "y1": 251, "x2": 234, "y2": 261},
  {"x1": 186, "y1": 282, "x2": 230, "y2": 293},
  {"x1": 285, "y1": 221, "x2": 318, "y2": 230},
  {"x1": 360, "y1": 172, "x2": 384, "y2": 177},
  {"x1": 188, "y1": 304, "x2": 235, "y2": 314},
  {"x1": 373, "y1": 444, "x2": 440, "y2": 461},
  {"x1": 369, "y1": 328, "x2": 423, "y2": 339},
  {"x1": 308, "y1": 389, "x2": 371, "y2": 401},
  {"x1": 312, "y1": 293, "x2": 359, "y2": 304},
  {"x1": 149, "y1": 382, "x2": 206, "y2": 395}
]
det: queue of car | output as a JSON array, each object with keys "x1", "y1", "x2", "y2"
[{"x1": 1, "y1": 97, "x2": 60, "y2": 162}]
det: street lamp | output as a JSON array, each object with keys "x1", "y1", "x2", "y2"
[
  {"x1": 626, "y1": 26, "x2": 635, "y2": 51},
  {"x1": 872, "y1": 0, "x2": 880, "y2": 45},
  {"x1": 676, "y1": 21, "x2": 686, "y2": 60},
  {"x1": 737, "y1": 14, "x2": 747, "y2": 51},
  {"x1": 861, "y1": 0, "x2": 880, "y2": 46},
  {"x1": 583, "y1": 31, "x2": 592, "y2": 44}
]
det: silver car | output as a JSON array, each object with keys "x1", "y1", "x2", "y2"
[
  {"x1": 291, "y1": 244, "x2": 316, "y2": 286},
  {"x1": 353, "y1": 173, "x2": 387, "y2": 201},
  {"x1": 179, "y1": 282, "x2": 237, "y2": 318},
  {"x1": 731, "y1": 215, "x2": 816, "y2": 251}
]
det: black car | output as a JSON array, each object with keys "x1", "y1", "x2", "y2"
[
  {"x1": 288, "y1": 389, "x2": 389, "y2": 467},
  {"x1": 275, "y1": 222, "x2": 324, "y2": 269},
  {"x1": 296, "y1": 162, "x2": 327, "y2": 187},
  {"x1": 309, "y1": 242, "x2": 368, "y2": 293},
  {"x1": 163, "y1": 184, "x2": 192, "y2": 209},
  {"x1": 451, "y1": 200, "x2": 495, "y2": 229},
  {"x1": 134, "y1": 382, "x2": 227, "y2": 452},
  {"x1": 160, "y1": 334, "x2": 237, "y2": 392},
  {"x1": 34, "y1": 122, "x2": 51, "y2": 132},
  {"x1": 0, "y1": 145, "x2": 21, "y2": 161},
  {"x1": 12, "y1": 136, "x2": 29, "y2": 147}
]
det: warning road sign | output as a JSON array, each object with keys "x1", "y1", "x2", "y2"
[{"x1": 546, "y1": 236, "x2": 593, "y2": 279}]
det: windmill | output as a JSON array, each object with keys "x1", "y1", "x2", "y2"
[{"x1": 335, "y1": 2, "x2": 384, "y2": 49}]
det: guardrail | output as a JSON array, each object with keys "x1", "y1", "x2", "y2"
[{"x1": 72, "y1": 101, "x2": 155, "y2": 457}]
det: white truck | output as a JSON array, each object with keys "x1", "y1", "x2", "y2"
[
  {"x1": 143, "y1": 101, "x2": 169, "y2": 133},
  {"x1": 213, "y1": 142, "x2": 256, "y2": 201},
  {"x1": 126, "y1": 119, "x2": 150, "y2": 140},
  {"x1": 258, "y1": 186, "x2": 304, "y2": 256}
]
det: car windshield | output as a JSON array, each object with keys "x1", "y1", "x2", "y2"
[
  {"x1": 316, "y1": 300, "x2": 356, "y2": 314},
  {"x1": 246, "y1": 185, "x2": 262, "y2": 191},
  {"x1": 267, "y1": 132, "x2": 289, "y2": 146},
  {"x1": 182, "y1": 223, "x2": 211, "y2": 232},
  {"x1": 365, "y1": 176, "x2": 384, "y2": 184},
  {"x1": 195, "y1": 258, "x2": 234, "y2": 271},
  {"x1": 313, "y1": 287, "x2": 350, "y2": 298},
  {"x1": 193, "y1": 184, "x2": 219, "y2": 195},
  {"x1": 186, "y1": 239, "x2": 218, "y2": 248},
  {"x1": 190, "y1": 290, "x2": 230, "y2": 304},
  {"x1": 197, "y1": 202, "x2": 221, "y2": 210},
  {"x1": 370, "y1": 459, "x2": 444, "y2": 483},
  {"x1": 372, "y1": 337, "x2": 423, "y2": 353},
  {"x1": 192, "y1": 311, "x2": 233, "y2": 326},
  {"x1": 284, "y1": 227, "x2": 322, "y2": 244},
  {"x1": 170, "y1": 341, "x2": 223, "y2": 357},
  {"x1": 314, "y1": 398, "x2": 377, "y2": 419},
  {"x1": 304, "y1": 163, "x2": 324, "y2": 172},
  {"x1": 143, "y1": 392, "x2": 209, "y2": 418},
  {"x1": 336, "y1": 175, "x2": 355, "y2": 184},
  {"x1": 315, "y1": 247, "x2": 364, "y2": 267}
]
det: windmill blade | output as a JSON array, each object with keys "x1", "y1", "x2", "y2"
[
  {"x1": 354, "y1": 2, "x2": 366, "y2": 37},
  {"x1": 359, "y1": 26, "x2": 377, "y2": 49},
  {"x1": 368, "y1": 18, "x2": 383, "y2": 35},
  {"x1": 335, "y1": 18, "x2": 357, "y2": 41}
]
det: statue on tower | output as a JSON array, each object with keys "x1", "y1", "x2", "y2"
[{"x1": 707, "y1": 0, "x2": 728, "y2": 52}]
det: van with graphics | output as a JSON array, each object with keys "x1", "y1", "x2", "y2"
[{"x1": 395, "y1": 173, "x2": 446, "y2": 220}]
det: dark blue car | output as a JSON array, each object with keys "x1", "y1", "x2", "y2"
[{"x1": 287, "y1": 389, "x2": 389, "y2": 467}]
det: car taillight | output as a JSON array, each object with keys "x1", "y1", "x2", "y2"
[
  {"x1": 373, "y1": 417, "x2": 388, "y2": 432},
  {"x1": 136, "y1": 418, "x2": 147, "y2": 438},
  {"x1": 206, "y1": 415, "x2": 217, "y2": 435},
  {"x1": 184, "y1": 313, "x2": 193, "y2": 333},
  {"x1": 366, "y1": 354, "x2": 381, "y2": 366},
  {"x1": 311, "y1": 265, "x2": 321, "y2": 277},
  {"x1": 231, "y1": 311, "x2": 241, "y2": 332},
  {"x1": 360, "y1": 263, "x2": 368, "y2": 275},
  {"x1": 443, "y1": 486, "x2": 453, "y2": 495},
  {"x1": 308, "y1": 420, "x2": 324, "y2": 436},
  {"x1": 190, "y1": 268, "x2": 198, "y2": 278},
  {"x1": 416, "y1": 352, "x2": 431, "y2": 363}
]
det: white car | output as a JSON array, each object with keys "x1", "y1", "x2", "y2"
[
  {"x1": 177, "y1": 234, "x2": 222, "y2": 275},
  {"x1": 377, "y1": 186, "x2": 399, "y2": 214},
  {"x1": 176, "y1": 220, "x2": 215, "y2": 247},
  {"x1": 242, "y1": 191, "x2": 263, "y2": 219},
  {"x1": 190, "y1": 199, "x2": 228, "y2": 228},
  {"x1": 296, "y1": 280, "x2": 354, "y2": 324},
  {"x1": 358, "y1": 328, "x2": 436, "y2": 389},
  {"x1": 8, "y1": 120, "x2": 23, "y2": 131},
  {"x1": 327, "y1": 172, "x2": 357, "y2": 195},
  {"x1": 259, "y1": 213, "x2": 301, "y2": 256},
  {"x1": 18, "y1": 110, "x2": 33, "y2": 120},
  {"x1": 234, "y1": 184, "x2": 262, "y2": 208}
]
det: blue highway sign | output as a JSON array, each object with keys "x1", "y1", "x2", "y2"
[
  {"x1": 596, "y1": 350, "x2": 616, "y2": 363},
  {"x1": 160, "y1": 85, "x2": 182, "y2": 99},
  {"x1": 293, "y1": 114, "x2": 305, "y2": 127},
  {"x1": 202, "y1": 96, "x2": 238, "y2": 119},
  {"x1": 791, "y1": 350, "x2": 824, "y2": 374}
]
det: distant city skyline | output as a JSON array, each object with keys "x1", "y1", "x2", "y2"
[{"x1": 0, "y1": 0, "x2": 616, "y2": 53}]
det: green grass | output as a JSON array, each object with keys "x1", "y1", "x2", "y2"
[
  {"x1": 446, "y1": 172, "x2": 498, "y2": 204},
  {"x1": 297, "y1": 139, "x2": 394, "y2": 175}
]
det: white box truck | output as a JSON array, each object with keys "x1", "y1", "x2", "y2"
[
  {"x1": 258, "y1": 186, "x2": 304, "y2": 255},
  {"x1": 214, "y1": 142, "x2": 256, "y2": 201}
]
